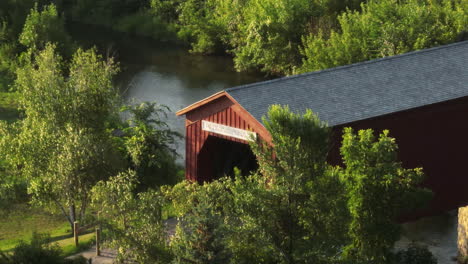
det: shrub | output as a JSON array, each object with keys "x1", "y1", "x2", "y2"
[
  {"x1": 395, "y1": 243, "x2": 437, "y2": 264},
  {"x1": 0, "y1": 232, "x2": 87, "y2": 264}
]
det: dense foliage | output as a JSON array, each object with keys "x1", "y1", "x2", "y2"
[
  {"x1": 120, "y1": 102, "x2": 182, "y2": 189},
  {"x1": 0, "y1": 2, "x2": 72, "y2": 91},
  {"x1": 0, "y1": 0, "x2": 466, "y2": 77},
  {"x1": 395, "y1": 243, "x2": 437, "y2": 264},
  {"x1": 19, "y1": 4, "x2": 73, "y2": 56},
  {"x1": 0, "y1": 232, "x2": 87, "y2": 264},
  {"x1": 62, "y1": 0, "x2": 467, "y2": 75},
  {"x1": 164, "y1": 105, "x2": 433, "y2": 264},
  {"x1": 0, "y1": 44, "x2": 121, "y2": 230},
  {"x1": 299, "y1": 0, "x2": 468, "y2": 73},
  {"x1": 91, "y1": 170, "x2": 172, "y2": 264},
  {"x1": 340, "y1": 128, "x2": 432, "y2": 263}
]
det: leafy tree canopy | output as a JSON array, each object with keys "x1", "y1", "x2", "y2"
[
  {"x1": 0, "y1": 44, "x2": 122, "y2": 230},
  {"x1": 298, "y1": 0, "x2": 467, "y2": 73}
]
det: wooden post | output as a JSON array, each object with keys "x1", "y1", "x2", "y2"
[
  {"x1": 96, "y1": 227, "x2": 101, "y2": 256},
  {"x1": 74, "y1": 221, "x2": 79, "y2": 247},
  {"x1": 459, "y1": 206, "x2": 468, "y2": 260}
]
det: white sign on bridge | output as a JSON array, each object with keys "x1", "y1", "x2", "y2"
[{"x1": 202, "y1": 120, "x2": 257, "y2": 142}]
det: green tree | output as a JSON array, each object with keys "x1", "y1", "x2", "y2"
[
  {"x1": 171, "y1": 201, "x2": 231, "y2": 264},
  {"x1": 19, "y1": 4, "x2": 73, "y2": 56},
  {"x1": 121, "y1": 102, "x2": 182, "y2": 189},
  {"x1": 299, "y1": 0, "x2": 467, "y2": 73},
  {"x1": 91, "y1": 170, "x2": 172, "y2": 264},
  {"x1": 0, "y1": 21, "x2": 17, "y2": 91},
  {"x1": 225, "y1": 105, "x2": 347, "y2": 263},
  {"x1": 0, "y1": 44, "x2": 121, "y2": 231},
  {"x1": 177, "y1": 0, "x2": 246, "y2": 54},
  {"x1": 340, "y1": 128, "x2": 432, "y2": 263},
  {"x1": 232, "y1": 0, "x2": 314, "y2": 75}
]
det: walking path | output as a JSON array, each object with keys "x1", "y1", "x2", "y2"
[{"x1": 67, "y1": 246, "x2": 117, "y2": 264}]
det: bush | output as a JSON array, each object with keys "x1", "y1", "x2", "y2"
[
  {"x1": 299, "y1": 0, "x2": 467, "y2": 74},
  {"x1": 0, "y1": 232, "x2": 87, "y2": 264},
  {"x1": 395, "y1": 243, "x2": 437, "y2": 264}
]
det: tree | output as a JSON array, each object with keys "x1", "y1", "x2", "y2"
[
  {"x1": 1, "y1": 44, "x2": 122, "y2": 231},
  {"x1": 0, "y1": 232, "x2": 87, "y2": 264},
  {"x1": 19, "y1": 3, "x2": 73, "y2": 56},
  {"x1": 340, "y1": 128, "x2": 432, "y2": 263},
  {"x1": 224, "y1": 105, "x2": 348, "y2": 263},
  {"x1": 298, "y1": 0, "x2": 467, "y2": 73},
  {"x1": 121, "y1": 102, "x2": 182, "y2": 189},
  {"x1": 171, "y1": 201, "x2": 232, "y2": 264},
  {"x1": 91, "y1": 170, "x2": 172, "y2": 264},
  {"x1": 232, "y1": 0, "x2": 315, "y2": 75},
  {"x1": 165, "y1": 105, "x2": 433, "y2": 263}
]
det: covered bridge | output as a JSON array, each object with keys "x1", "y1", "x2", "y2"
[{"x1": 176, "y1": 40, "x2": 468, "y2": 213}]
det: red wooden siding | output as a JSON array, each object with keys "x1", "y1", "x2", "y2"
[
  {"x1": 329, "y1": 96, "x2": 468, "y2": 215},
  {"x1": 184, "y1": 95, "x2": 268, "y2": 182},
  {"x1": 180, "y1": 92, "x2": 468, "y2": 215}
]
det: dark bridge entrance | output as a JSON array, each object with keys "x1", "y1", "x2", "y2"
[{"x1": 197, "y1": 136, "x2": 258, "y2": 182}]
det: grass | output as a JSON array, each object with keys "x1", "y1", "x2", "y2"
[
  {"x1": 0, "y1": 204, "x2": 95, "y2": 256},
  {"x1": 0, "y1": 91, "x2": 20, "y2": 122},
  {"x1": 59, "y1": 232, "x2": 95, "y2": 256}
]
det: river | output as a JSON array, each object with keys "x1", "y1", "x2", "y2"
[{"x1": 68, "y1": 23, "x2": 267, "y2": 159}]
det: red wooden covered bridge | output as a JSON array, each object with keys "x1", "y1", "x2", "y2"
[{"x1": 176, "y1": 41, "x2": 468, "y2": 213}]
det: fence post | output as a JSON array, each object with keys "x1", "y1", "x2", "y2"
[
  {"x1": 96, "y1": 227, "x2": 101, "y2": 256},
  {"x1": 74, "y1": 221, "x2": 79, "y2": 247}
]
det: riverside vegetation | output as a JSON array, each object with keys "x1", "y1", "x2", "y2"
[
  {"x1": 0, "y1": 0, "x2": 460, "y2": 263},
  {"x1": 0, "y1": 0, "x2": 466, "y2": 86}
]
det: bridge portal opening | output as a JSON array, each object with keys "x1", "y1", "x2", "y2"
[{"x1": 197, "y1": 136, "x2": 258, "y2": 182}]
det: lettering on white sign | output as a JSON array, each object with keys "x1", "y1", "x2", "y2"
[{"x1": 202, "y1": 120, "x2": 257, "y2": 142}]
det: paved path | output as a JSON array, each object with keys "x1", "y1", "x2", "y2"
[{"x1": 67, "y1": 246, "x2": 117, "y2": 264}]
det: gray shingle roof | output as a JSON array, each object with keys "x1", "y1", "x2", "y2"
[{"x1": 226, "y1": 41, "x2": 468, "y2": 126}]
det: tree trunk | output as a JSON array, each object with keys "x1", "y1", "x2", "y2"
[
  {"x1": 79, "y1": 194, "x2": 87, "y2": 223},
  {"x1": 69, "y1": 203, "x2": 76, "y2": 234}
]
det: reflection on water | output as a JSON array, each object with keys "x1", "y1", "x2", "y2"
[
  {"x1": 69, "y1": 23, "x2": 266, "y2": 160},
  {"x1": 396, "y1": 211, "x2": 458, "y2": 264}
]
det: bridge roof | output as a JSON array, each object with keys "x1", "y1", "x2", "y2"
[{"x1": 226, "y1": 41, "x2": 468, "y2": 126}]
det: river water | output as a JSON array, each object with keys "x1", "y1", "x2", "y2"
[
  {"x1": 68, "y1": 23, "x2": 266, "y2": 159},
  {"x1": 69, "y1": 24, "x2": 458, "y2": 264}
]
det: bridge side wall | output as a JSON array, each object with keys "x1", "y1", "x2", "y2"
[{"x1": 330, "y1": 96, "x2": 468, "y2": 215}]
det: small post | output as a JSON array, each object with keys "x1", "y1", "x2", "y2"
[
  {"x1": 96, "y1": 227, "x2": 101, "y2": 256},
  {"x1": 459, "y1": 206, "x2": 468, "y2": 260},
  {"x1": 74, "y1": 221, "x2": 79, "y2": 247}
]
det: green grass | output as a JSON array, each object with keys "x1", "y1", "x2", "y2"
[
  {"x1": 0, "y1": 91, "x2": 20, "y2": 122},
  {"x1": 0, "y1": 204, "x2": 95, "y2": 256},
  {"x1": 59, "y1": 232, "x2": 95, "y2": 256}
]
